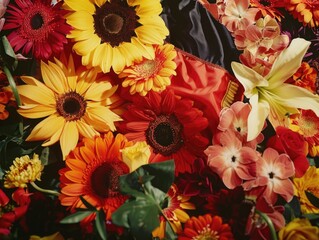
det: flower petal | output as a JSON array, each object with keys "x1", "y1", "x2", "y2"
[{"x1": 266, "y1": 38, "x2": 311, "y2": 88}]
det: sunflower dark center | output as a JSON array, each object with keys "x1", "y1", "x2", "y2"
[
  {"x1": 30, "y1": 13, "x2": 44, "y2": 30},
  {"x1": 93, "y1": 1, "x2": 138, "y2": 47},
  {"x1": 146, "y1": 114, "x2": 183, "y2": 156},
  {"x1": 90, "y1": 161, "x2": 129, "y2": 198},
  {"x1": 56, "y1": 92, "x2": 86, "y2": 121},
  {"x1": 103, "y1": 13, "x2": 124, "y2": 34}
]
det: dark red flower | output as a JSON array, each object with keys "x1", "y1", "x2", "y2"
[
  {"x1": 0, "y1": 188, "x2": 30, "y2": 236},
  {"x1": 3, "y1": 0, "x2": 72, "y2": 60},
  {"x1": 118, "y1": 89, "x2": 209, "y2": 175}
]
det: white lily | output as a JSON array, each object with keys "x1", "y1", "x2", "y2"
[{"x1": 231, "y1": 38, "x2": 319, "y2": 141}]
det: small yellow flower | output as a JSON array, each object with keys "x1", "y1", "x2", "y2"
[
  {"x1": 29, "y1": 232, "x2": 64, "y2": 240},
  {"x1": 121, "y1": 141, "x2": 151, "y2": 172},
  {"x1": 293, "y1": 166, "x2": 319, "y2": 214},
  {"x1": 4, "y1": 154, "x2": 43, "y2": 188},
  {"x1": 278, "y1": 218, "x2": 319, "y2": 240}
]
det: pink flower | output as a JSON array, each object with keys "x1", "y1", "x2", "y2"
[
  {"x1": 221, "y1": 0, "x2": 260, "y2": 33},
  {"x1": 234, "y1": 15, "x2": 289, "y2": 55},
  {"x1": 243, "y1": 148, "x2": 295, "y2": 205},
  {"x1": 216, "y1": 101, "x2": 264, "y2": 149},
  {"x1": 205, "y1": 130, "x2": 259, "y2": 189}
]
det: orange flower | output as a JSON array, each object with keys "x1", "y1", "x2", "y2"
[
  {"x1": 284, "y1": 0, "x2": 319, "y2": 27},
  {"x1": 178, "y1": 214, "x2": 234, "y2": 240},
  {"x1": 59, "y1": 132, "x2": 133, "y2": 220},
  {"x1": 286, "y1": 62, "x2": 317, "y2": 93},
  {"x1": 289, "y1": 109, "x2": 319, "y2": 157},
  {"x1": 250, "y1": 0, "x2": 284, "y2": 20}
]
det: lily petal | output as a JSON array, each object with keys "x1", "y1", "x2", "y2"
[
  {"x1": 231, "y1": 61, "x2": 269, "y2": 97},
  {"x1": 266, "y1": 38, "x2": 310, "y2": 88},
  {"x1": 272, "y1": 84, "x2": 319, "y2": 116},
  {"x1": 247, "y1": 94, "x2": 270, "y2": 141}
]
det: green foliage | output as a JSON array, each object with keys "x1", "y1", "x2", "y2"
[{"x1": 112, "y1": 160, "x2": 176, "y2": 239}]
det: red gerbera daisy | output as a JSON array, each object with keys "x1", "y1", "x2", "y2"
[
  {"x1": 178, "y1": 214, "x2": 235, "y2": 240},
  {"x1": 59, "y1": 132, "x2": 132, "y2": 220},
  {"x1": 118, "y1": 89, "x2": 209, "y2": 175},
  {"x1": 3, "y1": 0, "x2": 72, "y2": 60}
]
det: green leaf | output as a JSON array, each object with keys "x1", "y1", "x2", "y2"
[
  {"x1": 111, "y1": 196, "x2": 160, "y2": 239},
  {"x1": 304, "y1": 214, "x2": 319, "y2": 221},
  {"x1": 40, "y1": 147, "x2": 50, "y2": 165},
  {"x1": 305, "y1": 191, "x2": 319, "y2": 209},
  {"x1": 142, "y1": 160, "x2": 175, "y2": 193},
  {"x1": 2, "y1": 36, "x2": 17, "y2": 60},
  {"x1": 60, "y1": 210, "x2": 94, "y2": 224},
  {"x1": 165, "y1": 219, "x2": 177, "y2": 240},
  {"x1": 95, "y1": 210, "x2": 107, "y2": 240},
  {"x1": 79, "y1": 195, "x2": 96, "y2": 211}
]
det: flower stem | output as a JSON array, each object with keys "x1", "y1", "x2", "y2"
[
  {"x1": 30, "y1": 182, "x2": 60, "y2": 196},
  {"x1": 3, "y1": 65, "x2": 21, "y2": 106},
  {"x1": 256, "y1": 210, "x2": 278, "y2": 240}
]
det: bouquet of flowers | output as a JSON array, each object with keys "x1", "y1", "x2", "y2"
[{"x1": 1, "y1": 0, "x2": 319, "y2": 239}]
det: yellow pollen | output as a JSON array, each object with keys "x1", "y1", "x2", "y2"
[
  {"x1": 134, "y1": 59, "x2": 160, "y2": 79},
  {"x1": 194, "y1": 224, "x2": 220, "y2": 240}
]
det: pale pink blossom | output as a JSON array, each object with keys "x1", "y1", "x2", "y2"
[
  {"x1": 205, "y1": 130, "x2": 259, "y2": 189},
  {"x1": 243, "y1": 148, "x2": 295, "y2": 205},
  {"x1": 216, "y1": 101, "x2": 264, "y2": 149},
  {"x1": 234, "y1": 15, "x2": 289, "y2": 55},
  {"x1": 221, "y1": 0, "x2": 260, "y2": 33}
]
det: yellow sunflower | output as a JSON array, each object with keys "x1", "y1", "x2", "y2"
[
  {"x1": 119, "y1": 43, "x2": 177, "y2": 96},
  {"x1": 293, "y1": 166, "x2": 319, "y2": 214},
  {"x1": 17, "y1": 54, "x2": 122, "y2": 159},
  {"x1": 63, "y1": 0, "x2": 169, "y2": 74}
]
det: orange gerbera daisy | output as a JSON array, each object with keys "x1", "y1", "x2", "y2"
[
  {"x1": 178, "y1": 214, "x2": 234, "y2": 240},
  {"x1": 249, "y1": 0, "x2": 284, "y2": 20},
  {"x1": 152, "y1": 184, "x2": 195, "y2": 239},
  {"x1": 59, "y1": 132, "x2": 132, "y2": 220},
  {"x1": 119, "y1": 43, "x2": 177, "y2": 96},
  {"x1": 289, "y1": 109, "x2": 319, "y2": 156},
  {"x1": 285, "y1": 0, "x2": 319, "y2": 27}
]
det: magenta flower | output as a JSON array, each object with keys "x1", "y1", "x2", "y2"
[
  {"x1": 243, "y1": 148, "x2": 295, "y2": 205},
  {"x1": 205, "y1": 130, "x2": 259, "y2": 189}
]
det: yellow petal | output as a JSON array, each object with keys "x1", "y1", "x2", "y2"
[
  {"x1": 73, "y1": 36, "x2": 101, "y2": 57},
  {"x1": 26, "y1": 115, "x2": 64, "y2": 142},
  {"x1": 18, "y1": 105, "x2": 56, "y2": 119},
  {"x1": 84, "y1": 81, "x2": 112, "y2": 100},
  {"x1": 17, "y1": 85, "x2": 55, "y2": 105},
  {"x1": 66, "y1": 11, "x2": 94, "y2": 30},
  {"x1": 41, "y1": 61, "x2": 68, "y2": 94},
  {"x1": 100, "y1": 43, "x2": 113, "y2": 73},
  {"x1": 112, "y1": 47, "x2": 126, "y2": 73},
  {"x1": 76, "y1": 120, "x2": 99, "y2": 139},
  {"x1": 64, "y1": 0, "x2": 95, "y2": 13},
  {"x1": 60, "y1": 121, "x2": 79, "y2": 159}
]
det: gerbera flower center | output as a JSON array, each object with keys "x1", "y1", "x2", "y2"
[
  {"x1": 134, "y1": 59, "x2": 161, "y2": 79},
  {"x1": 93, "y1": 1, "x2": 138, "y2": 47},
  {"x1": 90, "y1": 161, "x2": 129, "y2": 198},
  {"x1": 146, "y1": 114, "x2": 183, "y2": 156},
  {"x1": 298, "y1": 114, "x2": 319, "y2": 137},
  {"x1": 56, "y1": 92, "x2": 87, "y2": 121},
  {"x1": 194, "y1": 226, "x2": 219, "y2": 240},
  {"x1": 31, "y1": 13, "x2": 44, "y2": 30}
]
